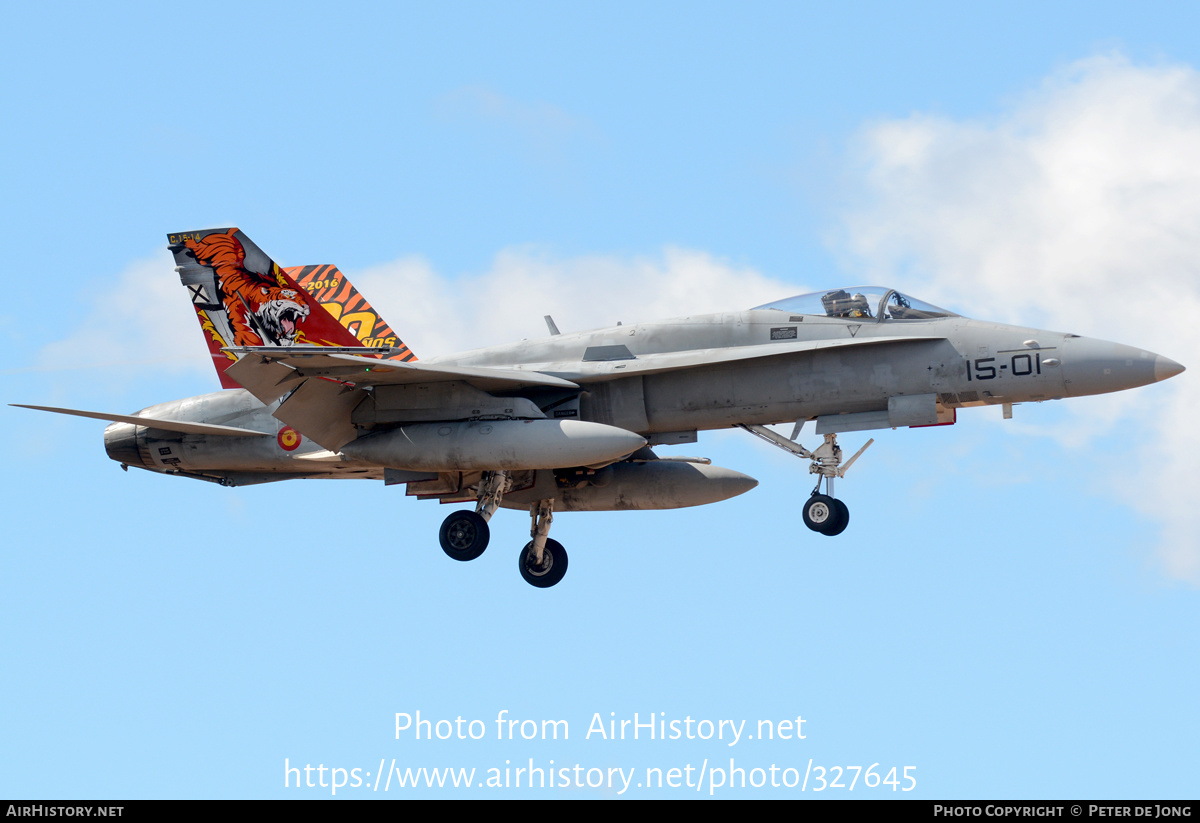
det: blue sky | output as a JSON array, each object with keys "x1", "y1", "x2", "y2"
[{"x1": 2, "y1": 2, "x2": 1197, "y2": 799}]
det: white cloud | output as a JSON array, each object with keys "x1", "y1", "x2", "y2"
[
  {"x1": 34, "y1": 249, "x2": 203, "y2": 378},
  {"x1": 433, "y1": 85, "x2": 596, "y2": 161},
  {"x1": 837, "y1": 53, "x2": 1200, "y2": 583},
  {"x1": 436, "y1": 86, "x2": 581, "y2": 135}
]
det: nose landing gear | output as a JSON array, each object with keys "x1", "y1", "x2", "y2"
[
  {"x1": 801, "y1": 493, "x2": 849, "y2": 536},
  {"x1": 737, "y1": 424, "x2": 871, "y2": 537}
]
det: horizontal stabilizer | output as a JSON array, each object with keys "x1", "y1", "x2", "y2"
[{"x1": 10, "y1": 404, "x2": 271, "y2": 437}]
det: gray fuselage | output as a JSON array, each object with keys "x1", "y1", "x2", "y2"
[{"x1": 104, "y1": 305, "x2": 1179, "y2": 487}]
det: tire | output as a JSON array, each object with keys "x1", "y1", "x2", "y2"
[
  {"x1": 802, "y1": 494, "x2": 838, "y2": 533},
  {"x1": 518, "y1": 538, "x2": 568, "y2": 588},
  {"x1": 439, "y1": 510, "x2": 490, "y2": 561},
  {"x1": 822, "y1": 499, "x2": 850, "y2": 536}
]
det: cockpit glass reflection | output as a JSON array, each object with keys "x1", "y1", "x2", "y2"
[{"x1": 753, "y1": 287, "x2": 957, "y2": 320}]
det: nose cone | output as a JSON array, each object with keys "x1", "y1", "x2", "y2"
[
  {"x1": 1061, "y1": 337, "x2": 1185, "y2": 398},
  {"x1": 1154, "y1": 355, "x2": 1186, "y2": 383}
]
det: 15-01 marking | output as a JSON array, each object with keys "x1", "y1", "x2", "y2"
[{"x1": 966, "y1": 352, "x2": 1042, "y2": 381}]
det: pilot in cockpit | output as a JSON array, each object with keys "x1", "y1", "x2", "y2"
[{"x1": 821, "y1": 289, "x2": 873, "y2": 319}]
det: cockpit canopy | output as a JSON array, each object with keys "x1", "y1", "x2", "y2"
[{"x1": 752, "y1": 287, "x2": 957, "y2": 321}]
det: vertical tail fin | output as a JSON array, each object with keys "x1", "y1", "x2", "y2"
[
  {"x1": 168, "y1": 228, "x2": 371, "y2": 389},
  {"x1": 285, "y1": 265, "x2": 417, "y2": 362}
]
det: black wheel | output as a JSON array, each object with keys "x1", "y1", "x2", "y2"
[
  {"x1": 802, "y1": 494, "x2": 838, "y2": 533},
  {"x1": 823, "y1": 499, "x2": 850, "y2": 536},
  {"x1": 439, "y1": 510, "x2": 490, "y2": 561},
  {"x1": 518, "y1": 538, "x2": 568, "y2": 588}
]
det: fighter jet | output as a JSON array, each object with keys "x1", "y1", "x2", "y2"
[{"x1": 14, "y1": 228, "x2": 1186, "y2": 588}]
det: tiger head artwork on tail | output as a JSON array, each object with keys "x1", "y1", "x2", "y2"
[
  {"x1": 182, "y1": 228, "x2": 308, "y2": 346},
  {"x1": 168, "y1": 228, "x2": 374, "y2": 388}
]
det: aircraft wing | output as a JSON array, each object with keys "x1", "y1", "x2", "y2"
[
  {"x1": 225, "y1": 348, "x2": 579, "y2": 395},
  {"x1": 224, "y1": 350, "x2": 580, "y2": 452},
  {"x1": 221, "y1": 336, "x2": 945, "y2": 452},
  {"x1": 549, "y1": 334, "x2": 946, "y2": 381},
  {"x1": 10, "y1": 404, "x2": 271, "y2": 437}
]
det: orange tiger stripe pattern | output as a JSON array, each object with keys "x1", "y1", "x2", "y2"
[{"x1": 286, "y1": 264, "x2": 417, "y2": 362}]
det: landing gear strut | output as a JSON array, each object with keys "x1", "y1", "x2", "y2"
[
  {"x1": 437, "y1": 473, "x2": 568, "y2": 587},
  {"x1": 519, "y1": 499, "x2": 568, "y2": 588},
  {"x1": 737, "y1": 424, "x2": 871, "y2": 537},
  {"x1": 438, "y1": 470, "x2": 510, "y2": 561}
]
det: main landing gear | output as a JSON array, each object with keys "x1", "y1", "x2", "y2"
[
  {"x1": 737, "y1": 424, "x2": 873, "y2": 537},
  {"x1": 438, "y1": 469, "x2": 508, "y2": 562},
  {"x1": 437, "y1": 470, "x2": 569, "y2": 588},
  {"x1": 518, "y1": 500, "x2": 567, "y2": 588}
]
